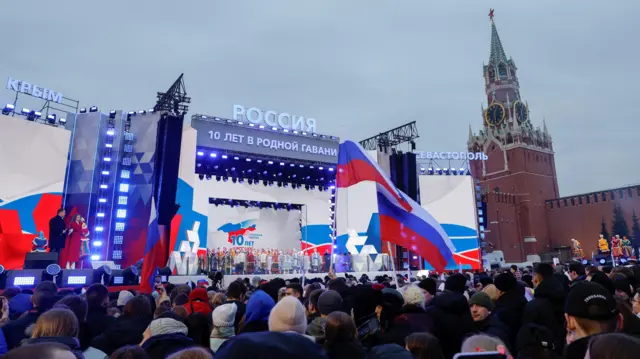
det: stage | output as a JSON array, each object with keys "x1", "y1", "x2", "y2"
[{"x1": 168, "y1": 271, "x2": 398, "y2": 287}]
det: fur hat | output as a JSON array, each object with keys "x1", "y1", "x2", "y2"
[{"x1": 268, "y1": 296, "x2": 307, "y2": 334}]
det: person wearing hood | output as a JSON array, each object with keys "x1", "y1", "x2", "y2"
[
  {"x1": 492, "y1": 272, "x2": 527, "y2": 347},
  {"x1": 307, "y1": 290, "x2": 343, "y2": 342},
  {"x1": 116, "y1": 290, "x2": 134, "y2": 312},
  {"x1": 380, "y1": 285, "x2": 434, "y2": 347},
  {"x1": 141, "y1": 311, "x2": 194, "y2": 359},
  {"x1": 210, "y1": 303, "x2": 237, "y2": 353},
  {"x1": 520, "y1": 262, "x2": 567, "y2": 355},
  {"x1": 424, "y1": 273, "x2": 475, "y2": 359},
  {"x1": 224, "y1": 281, "x2": 247, "y2": 333},
  {"x1": 88, "y1": 295, "x2": 153, "y2": 358},
  {"x1": 185, "y1": 288, "x2": 212, "y2": 316},
  {"x1": 239, "y1": 290, "x2": 274, "y2": 334},
  {"x1": 323, "y1": 312, "x2": 366, "y2": 359},
  {"x1": 25, "y1": 307, "x2": 85, "y2": 359},
  {"x1": 468, "y1": 292, "x2": 510, "y2": 350},
  {"x1": 357, "y1": 288, "x2": 401, "y2": 351},
  {"x1": 269, "y1": 296, "x2": 315, "y2": 342}
]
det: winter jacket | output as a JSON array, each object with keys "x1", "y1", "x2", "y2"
[
  {"x1": 325, "y1": 341, "x2": 366, "y2": 359},
  {"x1": 27, "y1": 336, "x2": 85, "y2": 359},
  {"x1": 307, "y1": 317, "x2": 327, "y2": 342},
  {"x1": 425, "y1": 291, "x2": 475, "y2": 359},
  {"x1": 141, "y1": 333, "x2": 194, "y2": 359},
  {"x1": 90, "y1": 315, "x2": 151, "y2": 356},
  {"x1": 563, "y1": 335, "x2": 592, "y2": 359},
  {"x1": 474, "y1": 314, "x2": 511, "y2": 350},
  {"x1": 367, "y1": 344, "x2": 413, "y2": 359},
  {"x1": 381, "y1": 305, "x2": 435, "y2": 347},
  {"x1": 214, "y1": 331, "x2": 328, "y2": 359},
  {"x1": 493, "y1": 283, "x2": 527, "y2": 346},
  {"x1": 520, "y1": 278, "x2": 567, "y2": 354},
  {"x1": 225, "y1": 299, "x2": 247, "y2": 334},
  {"x1": 2, "y1": 309, "x2": 40, "y2": 350},
  {"x1": 84, "y1": 307, "x2": 117, "y2": 345},
  {"x1": 0, "y1": 328, "x2": 7, "y2": 355}
]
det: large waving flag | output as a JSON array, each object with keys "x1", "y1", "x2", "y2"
[
  {"x1": 336, "y1": 140, "x2": 456, "y2": 272},
  {"x1": 140, "y1": 198, "x2": 168, "y2": 293}
]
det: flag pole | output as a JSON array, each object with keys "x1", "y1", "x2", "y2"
[{"x1": 387, "y1": 242, "x2": 398, "y2": 284}]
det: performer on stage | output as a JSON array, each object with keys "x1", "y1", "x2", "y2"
[
  {"x1": 612, "y1": 235, "x2": 623, "y2": 259},
  {"x1": 78, "y1": 217, "x2": 91, "y2": 269},
  {"x1": 571, "y1": 238, "x2": 584, "y2": 259},
  {"x1": 260, "y1": 249, "x2": 268, "y2": 274},
  {"x1": 64, "y1": 214, "x2": 84, "y2": 269},
  {"x1": 622, "y1": 236, "x2": 633, "y2": 258},
  {"x1": 323, "y1": 250, "x2": 331, "y2": 272},
  {"x1": 267, "y1": 249, "x2": 274, "y2": 274},
  {"x1": 48, "y1": 208, "x2": 68, "y2": 254},
  {"x1": 32, "y1": 231, "x2": 48, "y2": 252},
  {"x1": 311, "y1": 249, "x2": 321, "y2": 273},
  {"x1": 598, "y1": 234, "x2": 610, "y2": 255},
  {"x1": 246, "y1": 248, "x2": 255, "y2": 274}
]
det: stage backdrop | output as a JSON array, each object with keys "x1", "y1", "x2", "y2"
[
  {"x1": 418, "y1": 175, "x2": 481, "y2": 269},
  {"x1": 208, "y1": 206, "x2": 301, "y2": 250},
  {"x1": 173, "y1": 126, "x2": 333, "y2": 269},
  {"x1": 0, "y1": 115, "x2": 71, "y2": 269}
]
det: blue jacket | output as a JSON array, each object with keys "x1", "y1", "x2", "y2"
[{"x1": 0, "y1": 328, "x2": 7, "y2": 355}]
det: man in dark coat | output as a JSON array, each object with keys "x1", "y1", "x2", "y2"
[
  {"x1": 469, "y1": 292, "x2": 511, "y2": 350},
  {"x1": 48, "y1": 208, "x2": 67, "y2": 252},
  {"x1": 493, "y1": 272, "x2": 527, "y2": 346},
  {"x1": 520, "y1": 262, "x2": 567, "y2": 354}
]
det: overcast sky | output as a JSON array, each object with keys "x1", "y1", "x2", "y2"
[{"x1": 2, "y1": 1, "x2": 639, "y2": 196}]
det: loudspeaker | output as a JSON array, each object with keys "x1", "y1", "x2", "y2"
[{"x1": 24, "y1": 252, "x2": 59, "y2": 270}]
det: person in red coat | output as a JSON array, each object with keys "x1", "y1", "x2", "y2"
[{"x1": 63, "y1": 214, "x2": 83, "y2": 269}]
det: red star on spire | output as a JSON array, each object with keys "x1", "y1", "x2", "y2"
[{"x1": 489, "y1": 9, "x2": 495, "y2": 21}]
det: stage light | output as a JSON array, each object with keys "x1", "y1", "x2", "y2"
[
  {"x1": 109, "y1": 110, "x2": 117, "y2": 119},
  {"x1": 106, "y1": 129, "x2": 115, "y2": 136},
  {"x1": 263, "y1": 180, "x2": 268, "y2": 186},
  {"x1": 271, "y1": 127, "x2": 278, "y2": 131},
  {"x1": 138, "y1": 110, "x2": 146, "y2": 115},
  {"x1": 46, "y1": 114, "x2": 56, "y2": 124},
  {"x1": 249, "y1": 123, "x2": 255, "y2": 127},
  {"x1": 319, "y1": 166, "x2": 324, "y2": 170},
  {"x1": 233, "y1": 156, "x2": 239, "y2": 160},
  {"x1": 95, "y1": 227, "x2": 104, "y2": 232},
  {"x1": 222, "y1": 155, "x2": 228, "y2": 159},
  {"x1": 27, "y1": 111, "x2": 41, "y2": 121},
  {"x1": 205, "y1": 174, "x2": 212, "y2": 180},
  {"x1": 100, "y1": 184, "x2": 108, "y2": 189},
  {"x1": 93, "y1": 241, "x2": 103, "y2": 247},
  {"x1": 128, "y1": 111, "x2": 135, "y2": 116},
  {"x1": 89, "y1": 106, "x2": 98, "y2": 112},
  {"x1": 237, "y1": 121, "x2": 243, "y2": 125},
  {"x1": 246, "y1": 158, "x2": 251, "y2": 162},
  {"x1": 2, "y1": 103, "x2": 15, "y2": 115},
  {"x1": 98, "y1": 198, "x2": 107, "y2": 203},
  {"x1": 198, "y1": 174, "x2": 204, "y2": 180},
  {"x1": 14, "y1": 276, "x2": 35, "y2": 286},
  {"x1": 216, "y1": 176, "x2": 221, "y2": 182},
  {"x1": 290, "y1": 163, "x2": 295, "y2": 167},
  {"x1": 104, "y1": 157, "x2": 111, "y2": 162},
  {"x1": 599, "y1": 259, "x2": 606, "y2": 264},
  {"x1": 280, "y1": 162, "x2": 285, "y2": 166},
  {"x1": 101, "y1": 171, "x2": 109, "y2": 175},
  {"x1": 232, "y1": 178, "x2": 237, "y2": 183},
  {"x1": 312, "y1": 133, "x2": 318, "y2": 137},
  {"x1": 59, "y1": 118, "x2": 67, "y2": 125},
  {"x1": 210, "y1": 153, "x2": 217, "y2": 158},
  {"x1": 223, "y1": 176, "x2": 228, "y2": 182},
  {"x1": 79, "y1": 108, "x2": 87, "y2": 113},
  {"x1": 329, "y1": 167, "x2": 334, "y2": 172},
  {"x1": 197, "y1": 151, "x2": 204, "y2": 156},
  {"x1": 91, "y1": 254, "x2": 101, "y2": 261}
]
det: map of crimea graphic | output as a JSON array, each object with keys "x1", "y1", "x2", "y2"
[{"x1": 217, "y1": 219, "x2": 257, "y2": 245}]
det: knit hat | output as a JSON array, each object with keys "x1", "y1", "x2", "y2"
[
  {"x1": 148, "y1": 317, "x2": 189, "y2": 336},
  {"x1": 401, "y1": 285, "x2": 425, "y2": 307},
  {"x1": 565, "y1": 282, "x2": 618, "y2": 321},
  {"x1": 494, "y1": 272, "x2": 517, "y2": 292},
  {"x1": 469, "y1": 291, "x2": 494, "y2": 311},
  {"x1": 117, "y1": 290, "x2": 134, "y2": 307},
  {"x1": 212, "y1": 303, "x2": 237, "y2": 328},
  {"x1": 418, "y1": 278, "x2": 437, "y2": 296},
  {"x1": 317, "y1": 290, "x2": 342, "y2": 315},
  {"x1": 445, "y1": 273, "x2": 468, "y2": 294},
  {"x1": 268, "y1": 296, "x2": 307, "y2": 334}
]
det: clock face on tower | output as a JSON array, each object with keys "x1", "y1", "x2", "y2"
[
  {"x1": 484, "y1": 102, "x2": 505, "y2": 127},
  {"x1": 513, "y1": 100, "x2": 529, "y2": 123}
]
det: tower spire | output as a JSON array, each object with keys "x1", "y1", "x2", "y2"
[
  {"x1": 468, "y1": 124, "x2": 474, "y2": 141},
  {"x1": 488, "y1": 10, "x2": 508, "y2": 65}
]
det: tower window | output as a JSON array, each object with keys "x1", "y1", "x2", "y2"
[
  {"x1": 586, "y1": 195, "x2": 591, "y2": 204},
  {"x1": 610, "y1": 191, "x2": 616, "y2": 200},
  {"x1": 564, "y1": 199, "x2": 568, "y2": 207},
  {"x1": 570, "y1": 198, "x2": 575, "y2": 206},
  {"x1": 498, "y1": 64, "x2": 507, "y2": 79},
  {"x1": 578, "y1": 197, "x2": 583, "y2": 205},
  {"x1": 619, "y1": 190, "x2": 624, "y2": 199},
  {"x1": 594, "y1": 194, "x2": 599, "y2": 203},
  {"x1": 628, "y1": 188, "x2": 633, "y2": 198},
  {"x1": 601, "y1": 192, "x2": 607, "y2": 201},
  {"x1": 549, "y1": 201, "x2": 554, "y2": 209},
  {"x1": 556, "y1": 200, "x2": 561, "y2": 208}
]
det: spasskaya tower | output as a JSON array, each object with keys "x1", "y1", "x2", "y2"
[{"x1": 468, "y1": 10, "x2": 560, "y2": 262}]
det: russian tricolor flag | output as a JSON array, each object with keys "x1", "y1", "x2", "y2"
[
  {"x1": 336, "y1": 140, "x2": 456, "y2": 272},
  {"x1": 140, "y1": 198, "x2": 168, "y2": 293}
]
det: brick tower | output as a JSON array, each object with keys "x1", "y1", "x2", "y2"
[{"x1": 468, "y1": 11, "x2": 560, "y2": 262}]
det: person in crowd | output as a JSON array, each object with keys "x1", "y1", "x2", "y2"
[
  {"x1": 88, "y1": 295, "x2": 152, "y2": 358},
  {"x1": 482, "y1": 284, "x2": 500, "y2": 302},
  {"x1": 381, "y1": 286, "x2": 433, "y2": 347},
  {"x1": 109, "y1": 345, "x2": 150, "y2": 359},
  {"x1": 170, "y1": 285, "x2": 191, "y2": 305},
  {"x1": 2, "y1": 342, "x2": 78, "y2": 359},
  {"x1": 615, "y1": 298, "x2": 640, "y2": 337},
  {"x1": 350, "y1": 286, "x2": 380, "y2": 329},
  {"x1": 268, "y1": 296, "x2": 314, "y2": 341},
  {"x1": 424, "y1": 273, "x2": 475, "y2": 359},
  {"x1": 367, "y1": 344, "x2": 413, "y2": 359},
  {"x1": 357, "y1": 288, "x2": 403, "y2": 350},
  {"x1": 405, "y1": 332, "x2": 445, "y2": 359},
  {"x1": 286, "y1": 284, "x2": 304, "y2": 300},
  {"x1": 468, "y1": 292, "x2": 510, "y2": 348},
  {"x1": 84, "y1": 284, "x2": 116, "y2": 345},
  {"x1": 186, "y1": 313, "x2": 210, "y2": 348},
  {"x1": 563, "y1": 281, "x2": 622, "y2": 359},
  {"x1": 417, "y1": 278, "x2": 436, "y2": 306},
  {"x1": 140, "y1": 311, "x2": 193, "y2": 359},
  {"x1": 213, "y1": 331, "x2": 329, "y2": 359},
  {"x1": 323, "y1": 312, "x2": 365, "y2": 359},
  {"x1": 49, "y1": 208, "x2": 68, "y2": 254},
  {"x1": 492, "y1": 272, "x2": 527, "y2": 347},
  {"x1": 239, "y1": 290, "x2": 275, "y2": 334},
  {"x1": 207, "y1": 292, "x2": 224, "y2": 312},
  {"x1": 166, "y1": 347, "x2": 213, "y2": 359},
  {"x1": 224, "y1": 281, "x2": 247, "y2": 333},
  {"x1": 460, "y1": 334, "x2": 511, "y2": 357},
  {"x1": 63, "y1": 214, "x2": 84, "y2": 269},
  {"x1": 26, "y1": 307, "x2": 84, "y2": 359},
  {"x1": 590, "y1": 271, "x2": 616, "y2": 293},
  {"x1": 567, "y1": 262, "x2": 586, "y2": 285},
  {"x1": 54, "y1": 295, "x2": 90, "y2": 351},
  {"x1": 308, "y1": 290, "x2": 343, "y2": 342},
  {"x1": 613, "y1": 274, "x2": 633, "y2": 303},
  {"x1": 306, "y1": 289, "x2": 325, "y2": 325},
  {"x1": 515, "y1": 323, "x2": 560, "y2": 359},
  {"x1": 173, "y1": 294, "x2": 189, "y2": 309},
  {"x1": 209, "y1": 303, "x2": 237, "y2": 353},
  {"x1": 633, "y1": 288, "x2": 640, "y2": 317},
  {"x1": 3, "y1": 281, "x2": 58, "y2": 349},
  {"x1": 585, "y1": 333, "x2": 640, "y2": 359},
  {"x1": 184, "y1": 288, "x2": 211, "y2": 317},
  {"x1": 519, "y1": 262, "x2": 566, "y2": 354},
  {"x1": 116, "y1": 291, "x2": 134, "y2": 313}
]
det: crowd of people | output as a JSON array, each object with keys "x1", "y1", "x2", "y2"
[{"x1": 1, "y1": 262, "x2": 640, "y2": 359}]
